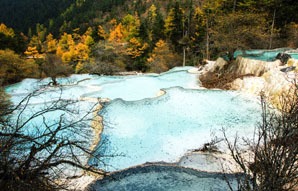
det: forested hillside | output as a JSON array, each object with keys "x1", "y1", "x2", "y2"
[
  {"x1": 0, "y1": 0, "x2": 297, "y2": 85},
  {"x1": 0, "y1": 0, "x2": 75, "y2": 33}
]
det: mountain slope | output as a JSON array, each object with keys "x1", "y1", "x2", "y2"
[{"x1": 0, "y1": 0, "x2": 75, "y2": 32}]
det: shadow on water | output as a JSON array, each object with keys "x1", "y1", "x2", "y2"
[{"x1": 86, "y1": 164, "x2": 241, "y2": 191}]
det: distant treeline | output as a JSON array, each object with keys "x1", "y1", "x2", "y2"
[{"x1": 0, "y1": 0, "x2": 297, "y2": 85}]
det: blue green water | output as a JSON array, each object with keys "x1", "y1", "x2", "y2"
[
  {"x1": 234, "y1": 48, "x2": 298, "y2": 61},
  {"x1": 89, "y1": 87, "x2": 260, "y2": 171},
  {"x1": 5, "y1": 67, "x2": 261, "y2": 174},
  {"x1": 5, "y1": 67, "x2": 198, "y2": 103}
]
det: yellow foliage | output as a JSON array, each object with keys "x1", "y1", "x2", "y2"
[
  {"x1": 108, "y1": 23, "x2": 124, "y2": 43},
  {"x1": 109, "y1": 19, "x2": 117, "y2": 27},
  {"x1": 75, "y1": 43, "x2": 90, "y2": 61},
  {"x1": 62, "y1": 51, "x2": 74, "y2": 63},
  {"x1": 67, "y1": 34, "x2": 75, "y2": 47},
  {"x1": 155, "y1": 39, "x2": 166, "y2": 49},
  {"x1": 27, "y1": 35, "x2": 42, "y2": 53},
  {"x1": 164, "y1": 8, "x2": 175, "y2": 36},
  {"x1": 56, "y1": 46, "x2": 64, "y2": 57},
  {"x1": 55, "y1": 31, "x2": 91, "y2": 64},
  {"x1": 58, "y1": 33, "x2": 75, "y2": 51},
  {"x1": 82, "y1": 27, "x2": 94, "y2": 46},
  {"x1": 24, "y1": 46, "x2": 42, "y2": 58},
  {"x1": 45, "y1": 33, "x2": 57, "y2": 53},
  {"x1": 148, "y1": 4, "x2": 157, "y2": 19},
  {"x1": 75, "y1": 62, "x2": 84, "y2": 74},
  {"x1": 98, "y1": 25, "x2": 107, "y2": 40},
  {"x1": 0, "y1": 49, "x2": 38, "y2": 84},
  {"x1": 126, "y1": 37, "x2": 148, "y2": 58},
  {"x1": 0, "y1": 23, "x2": 15, "y2": 37},
  {"x1": 121, "y1": 13, "x2": 141, "y2": 40},
  {"x1": 84, "y1": 35, "x2": 94, "y2": 47},
  {"x1": 147, "y1": 39, "x2": 179, "y2": 73},
  {"x1": 84, "y1": 27, "x2": 93, "y2": 36}
]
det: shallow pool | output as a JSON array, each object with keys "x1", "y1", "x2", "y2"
[
  {"x1": 5, "y1": 67, "x2": 261, "y2": 177},
  {"x1": 89, "y1": 87, "x2": 260, "y2": 171}
]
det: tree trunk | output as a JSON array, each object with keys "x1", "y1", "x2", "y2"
[
  {"x1": 183, "y1": 47, "x2": 186, "y2": 67},
  {"x1": 52, "y1": 77, "x2": 58, "y2": 86},
  {"x1": 269, "y1": 9, "x2": 276, "y2": 49},
  {"x1": 233, "y1": 0, "x2": 237, "y2": 12},
  {"x1": 206, "y1": 17, "x2": 210, "y2": 60}
]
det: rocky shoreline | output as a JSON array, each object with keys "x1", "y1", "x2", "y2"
[
  {"x1": 86, "y1": 164, "x2": 241, "y2": 191},
  {"x1": 199, "y1": 56, "x2": 298, "y2": 109}
]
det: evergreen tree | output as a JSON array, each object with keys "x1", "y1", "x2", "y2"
[{"x1": 164, "y1": 1, "x2": 185, "y2": 51}]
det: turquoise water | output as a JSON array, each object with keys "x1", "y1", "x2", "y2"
[
  {"x1": 234, "y1": 48, "x2": 298, "y2": 61},
  {"x1": 82, "y1": 68, "x2": 199, "y2": 101},
  {"x1": 89, "y1": 87, "x2": 260, "y2": 171},
  {"x1": 5, "y1": 67, "x2": 261, "y2": 174},
  {"x1": 6, "y1": 67, "x2": 199, "y2": 103}
]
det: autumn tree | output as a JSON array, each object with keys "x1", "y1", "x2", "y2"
[
  {"x1": 56, "y1": 32, "x2": 75, "y2": 63},
  {"x1": 121, "y1": 13, "x2": 141, "y2": 40},
  {"x1": 0, "y1": 23, "x2": 16, "y2": 51},
  {"x1": 97, "y1": 25, "x2": 108, "y2": 40},
  {"x1": 0, "y1": 50, "x2": 38, "y2": 85},
  {"x1": 147, "y1": 39, "x2": 180, "y2": 73},
  {"x1": 125, "y1": 37, "x2": 149, "y2": 71},
  {"x1": 26, "y1": 35, "x2": 43, "y2": 54},
  {"x1": 24, "y1": 46, "x2": 41, "y2": 59},
  {"x1": 0, "y1": 23, "x2": 15, "y2": 37},
  {"x1": 108, "y1": 22, "x2": 124, "y2": 43},
  {"x1": 44, "y1": 33, "x2": 57, "y2": 53},
  {"x1": 125, "y1": 37, "x2": 148, "y2": 59},
  {"x1": 0, "y1": 23, "x2": 27, "y2": 53}
]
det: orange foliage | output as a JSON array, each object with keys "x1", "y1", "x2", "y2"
[
  {"x1": 108, "y1": 23, "x2": 124, "y2": 43},
  {"x1": 24, "y1": 46, "x2": 42, "y2": 58}
]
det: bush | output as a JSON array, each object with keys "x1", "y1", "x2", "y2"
[{"x1": 224, "y1": 80, "x2": 298, "y2": 191}]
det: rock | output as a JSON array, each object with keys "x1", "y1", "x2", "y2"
[
  {"x1": 275, "y1": 52, "x2": 292, "y2": 65},
  {"x1": 280, "y1": 66, "x2": 296, "y2": 73},
  {"x1": 233, "y1": 57, "x2": 280, "y2": 76},
  {"x1": 199, "y1": 53, "x2": 297, "y2": 108},
  {"x1": 230, "y1": 76, "x2": 265, "y2": 95},
  {"x1": 199, "y1": 58, "x2": 228, "y2": 74}
]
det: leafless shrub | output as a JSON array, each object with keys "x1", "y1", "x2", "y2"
[
  {"x1": 0, "y1": 88, "x2": 106, "y2": 191},
  {"x1": 224, "y1": 79, "x2": 298, "y2": 191}
]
